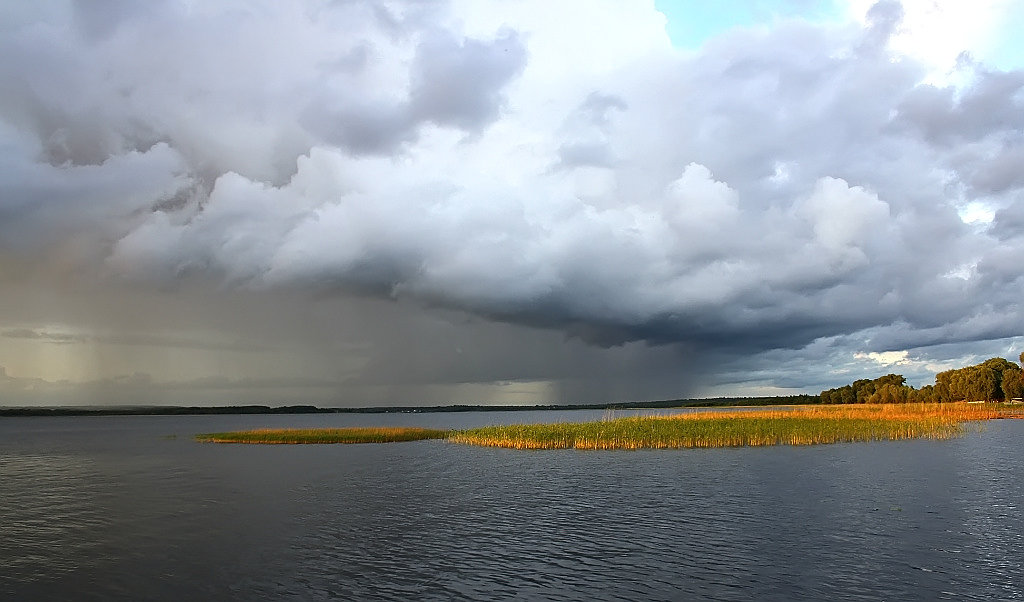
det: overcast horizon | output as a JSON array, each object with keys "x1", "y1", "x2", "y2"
[{"x1": 1, "y1": 0, "x2": 1022, "y2": 407}]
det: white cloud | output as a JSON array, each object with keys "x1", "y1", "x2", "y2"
[
  {"x1": 1, "y1": 1, "x2": 1022, "y2": 403},
  {"x1": 854, "y1": 350, "x2": 910, "y2": 366},
  {"x1": 848, "y1": 0, "x2": 1016, "y2": 81}
]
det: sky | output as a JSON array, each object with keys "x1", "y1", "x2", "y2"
[{"x1": 0, "y1": 0, "x2": 1022, "y2": 407}]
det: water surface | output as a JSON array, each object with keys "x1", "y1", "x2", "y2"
[{"x1": 2, "y1": 412, "x2": 1022, "y2": 600}]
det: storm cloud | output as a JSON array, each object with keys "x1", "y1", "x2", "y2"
[{"x1": 0, "y1": 0, "x2": 1021, "y2": 404}]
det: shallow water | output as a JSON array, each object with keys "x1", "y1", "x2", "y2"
[{"x1": 2, "y1": 411, "x2": 1022, "y2": 600}]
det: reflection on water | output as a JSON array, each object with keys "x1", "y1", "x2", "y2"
[{"x1": 2, "y1": 412, "x2": 1023, "y2": 600}]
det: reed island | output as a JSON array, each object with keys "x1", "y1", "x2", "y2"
[
  {"x1": 195, "y1": 403, "x2": 1022, "y2": 449},
  {"x1": 195, "y1": 356, "x2": 1024, "y2": 449}
]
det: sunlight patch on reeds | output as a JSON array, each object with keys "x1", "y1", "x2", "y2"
[
  {"x1": 447, "y1": 403, "x2": 1023, "y2": 450},
  {"x1": 195, "y1": 427, "x2": 450, "y2": 444}
]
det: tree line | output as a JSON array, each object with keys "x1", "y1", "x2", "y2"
[{"x1": 820, "y1": 354, "x2": 1024, "y2": 404}]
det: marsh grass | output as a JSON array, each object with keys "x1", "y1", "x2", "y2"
[
  {"x1": 447, "y1": 403, "x2": 1024, "y2": 450},
  {"x1": 194, "y1": 404, "x2": 1024, "y2": 448},
  {"x1": 195, "y1": 427, "x2": 450, "y2": 444}
]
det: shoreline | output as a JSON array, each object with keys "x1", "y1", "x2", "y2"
[{"x1": 0, "y1": 395, "x2": 816, "y2": 418}]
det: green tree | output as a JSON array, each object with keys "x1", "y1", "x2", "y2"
[
  {"x1": 934, "y1": 358, "x2": 1020, "y2": 401},
  {"x1": 853, "y1": 379, "x2": 874, "y2": 403},
  {"x1": 966, "y1": 365, "x2": 1000, "y2": 401},
  {"x1": 1002, "y1": 369, "x2": 1024, "y2": 400},
  {"x1": 981, "y1": 358, "x2": 1018, "y2": 400},
  {"x1": 910, "y1": 384, "x2": 938, "y2": 403},
  {"x1": 825, "y1": 357, "x2": 1023, "y2": 406},
  {"x1": 868, "y1": 383, "x2": 911, "y2": 404}
]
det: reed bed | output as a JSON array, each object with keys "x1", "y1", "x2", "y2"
[
  {"x1": 194, "y1": 404, "x2": 1024, "y2": 448},
  {"x1": 195, "y1": 427, "x2": 450, "y2": 444},
  {"x1": 447, "y1": 403, "x2": 1023, "y2": 450}
]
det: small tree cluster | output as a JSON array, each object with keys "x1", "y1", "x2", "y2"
[
  {"x1": 820, "y1": 374, "x2": 908, "y2": 404},
  {"x1": 934, "y1": 357, "x2": 1020, "y2": 402},
  {"x1": 820, "y1": 355, "x2": 1024, "y2": 404}
]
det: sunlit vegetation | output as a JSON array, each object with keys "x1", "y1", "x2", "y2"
[
  {"x1": 195, "y1": 361, "x2": 1024, "y2": 450},
  {"x1": 446, "y1": 403, "x2": 1024, "y2": 450},
  {"x1": 820, "y1": 355, "x2": 1024, "y2": 404},
  {"x1": 195, "y1": 427, "x2": 450, "y2": 444},
  {"x1": 195, "y1": 404, "x2": 1023, "y2": 449}
]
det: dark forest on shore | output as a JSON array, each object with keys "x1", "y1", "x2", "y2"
[{"x1": 820, "y1": 355, "x2": 1024, "y2": 405}]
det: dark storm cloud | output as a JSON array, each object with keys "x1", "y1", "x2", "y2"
[
  {"x1": 858, "y1": 0, "x2": 903, "y2": 54},
  {"x1": 554, "y1": 92, "x2": 627, "y2": 169},
  {"x1": 0, "y1": 0, "x2": 1021, "y2": 404},
  {"x1": 409, "y1": 29, "x2": 526, "y2": 130},
  {"x1": 894, "y1": 69, "x2": 1024, "y2": 145},
  {"x1": 578, "y1": 93, "x2": 629, "y2": 126},
  {"x1": 304, "y1": 28, "x2": 526, "y2": 154},
  {"x1": 304, "y1": 103, "x2": 418, "y2": 156},
  {"x1": 989, "y1": 198, "x2": 1024, "y2": 240},
  {"x1": 0, "y1": 130, "x2": 188, "y2": 252},
  {"x1": 556, "y1": 142, "x2": 616, "y2": 169}
]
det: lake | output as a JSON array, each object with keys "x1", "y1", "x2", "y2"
[{"x1": 2, "y1": 410, "x2": 1022, "y2": 600}]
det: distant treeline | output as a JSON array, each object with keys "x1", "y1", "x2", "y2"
[
  {"x1": 0, "y1": 405, "x2": 329, "y2": 417},
  {"x1": 0, "y1": 395, "x2": 818, "y2": 417},
  {"x1": 820, "y1": 355, "x2": 1024, "y2": 404}
]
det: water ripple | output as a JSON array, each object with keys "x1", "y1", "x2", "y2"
[{"x1": 3, "y1": 415, "x2": 1024, "y2": 600}]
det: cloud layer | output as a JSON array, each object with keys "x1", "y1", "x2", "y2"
[{"x1": 0, "y1": 0, "x2": 1021, "y2": 403}]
